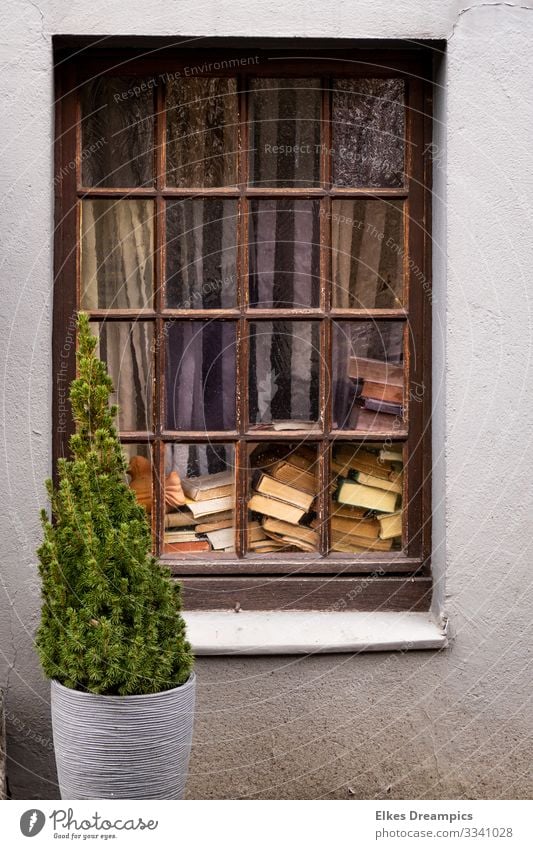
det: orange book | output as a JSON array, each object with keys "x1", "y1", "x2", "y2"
[{"x1": 163, "y1": 539, "x2": 211, "y2": 554}]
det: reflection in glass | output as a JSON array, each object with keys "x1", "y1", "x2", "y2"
[
  {"x1": 166, "y1": 322, "x2": 236, "y2": 431},
  {"x1": 166, "y1": 199, "x2": 237, "y2": 309},
  {"x1": 332, "y1": 79, "x2": 405, "y2": 188},
  {"x1": 91, "y1": 322, "x2": 154, "y2": 432},
  {"x1": 330, "y1": 442, "x2": 403, "y2": 552},
  {"x1": 333, "y1": 321, "x2": 404, "y2": 431},
  {"x1": 247, "y1": 442, "x2": 319, "y2": 553},
  {"x1": 163, "y1": 444, "x2": 235, "y2": 553},
  {"x1": 249, "y1": 79, "x2": 321, "y2": 187},
  {"x1": 166, "y1": 78, "x2": 238, "y2": 187},
  {"x1": 81, "y1": 199, "x2": 155, "y2": 309},
  {"x1": 248, "y1": 322, "x2": 320, "y2": 428},
  {"x1": 332, "y1": 200, "x2": 404, "y2": 308},
  {"x1": 249, "y1": 199, "x2": 320, "y2": 308},
  {"x1": 80, "y1": 77, "x2": 155, "y2": 187}
]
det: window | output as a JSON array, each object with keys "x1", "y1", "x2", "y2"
[{"x1": 54, "y1": 48, "x2": 432, "y2": 614}]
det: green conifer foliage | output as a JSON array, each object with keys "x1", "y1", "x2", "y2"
[{"x1": 36, "y1": 313, "x2": 194, "y2": 695}]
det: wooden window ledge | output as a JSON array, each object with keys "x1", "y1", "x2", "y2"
[{"x1": 184, "y1": 610, "x2": 447, "y2": 655}]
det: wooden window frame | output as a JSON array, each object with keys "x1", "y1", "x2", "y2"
[{"x1": 53, "y1": 46, "x2": 433, "y2": 612}]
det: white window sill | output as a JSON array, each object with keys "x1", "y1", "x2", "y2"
[{"x1": 184, "y1": 610, "x2": 447, "y2": 655}]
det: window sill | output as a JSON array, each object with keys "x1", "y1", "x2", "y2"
[{"x1": 184, "y1": 610, "x2": 447, "y2": 655}]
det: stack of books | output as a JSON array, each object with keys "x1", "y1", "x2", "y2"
[
  {"x1": 248, "y1": 448, "x2": 319, "y2": 552},
  {"x1": 163, "y1": 470, "x2": 235, "y2": 553},
  {"x1": 331, "y1": 445, "x2": 403, "y2": 552},
  {"x1": 348, "y1": 357, "x2": 404, "y2": 430}
]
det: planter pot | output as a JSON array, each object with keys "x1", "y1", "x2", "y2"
[{"x1": 51, "y1": 674, "x2": 196, "y2": 799}]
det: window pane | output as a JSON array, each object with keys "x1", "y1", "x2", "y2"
[
  {"x1": 80, "y1": 77, "x2": 155, "y2": 187},
  {"x1": 330, "y1": 442, "x2": 403, "y2": 552},
  {"x1": 332, "y1": 79, "x2": 405, "y2": 188},
  {"x1": 249, "y1": 199, "x2": 320, "y2": 308},
  {"x1": 248, "y1": 321, "x2": 320, "y2": 428},
  {"x1": 163, "y1": 444, "x2": 236, "y2": 553},
  {"x1": 333, "y1": 321, "x2": 404, "y2": 431},
  {"x1": 91, "y1": 321, "x2": 154, "y2": 432},
  {"x1": 249, "y1": 79, "x2": 321, "y2": 187},
  {"x1": 80, "y1": 199, "x2": 155, "y2": 309},
  {"x1": 166, "y1": 321, "x2": 237, "y2": 430},
  {"x1": 247, "y1": 443, "x2": 319, "y2": 553},
  {"x1": 166, "y1": 78, "x2": 238, "y2": 187},
  {"x1": 166, "y1": 199, "x2": 237, "y2": 309},
  {"x1": 331, "y1": 200, "x2": 404, "y2": 308}
]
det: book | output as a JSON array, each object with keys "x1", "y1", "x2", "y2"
[
  {"x1": 331, "y1": 539, "x2": 371, "y2": 553},
  {"x1": 330, "y1": 516, "x2": 380, "y2": 540},
  {"x1": 353, "y1": 471, "x2": 403, "y2": 495},
  {"x1": 188, "y1": 483, "x2": 234, "y2": 502},
  {"x1": 379, "y1": 448, "x2": 403, "y2": 463},
  {"x1": 186, "y1": 495, "x2": 234, "y2": 519},
  {"x1": 363, "y1": 398, "x2": 403, "y2": 417},
  {"x1": 353, "y1": 409, "x2": 403, "y2": 433},
  {"x1": 164, "y1": 511, "x2": 199, "y2": 529},
  {"x1": 361, "y1": 379, "x2": 403, "y2": 405},
  {"x1": 287, "y1": 447, "x2": 317, "y2": 470},
  {"x1": 247, "y1": 521, "x2": 268, "y2": 543},
  {"x1": 163, "y1": 539, "x2": 211, "y2": 554},
  {"x1": 270, "y1": 460, "x2": 317, "y2": 494},
  {"x1": 205, "y1": 527, "x2": 235, "y2": 550},
  {"x1": 336, "y1": 479, "x2": 398, "y2": 513},
  {"x1": 195, "y1": 516, "x2": 234, "y2": 533},
  {"x1": 329, "y1": 501, "x2": 368, "y2": 520},
  {"x1": 270, "y1": 420, "x2": 320, "y2": 431},
  {"x1": 256, "y1": 474, "x2": 315, "y2": 512},
  {"x1": 332, "y1": 447, "x2": 393, "y2": 480},
  {"x1": 249, "y1": 538, "x2": 286, "y2": 552},
  {"x1": 248, "y1": 493, "x2": 306, "y2": 525},
  {"x1": 262, "y1": 517, "x2": 319, "y2": 548},
  {"x1": 377, "y1": 510, "x2": 402, "y2": 540},
  {"x1": 348, "y1": 357, "x2": 403, "y2": 385},
  {"x1": 331, "y1": 531, "x2": 393, "y2": 551},
  {"x1": 181, "y1": 470, "x2": 234, "y2": 500},
  {"x1": 164, "y1": 530, "x2": 201, "y2": 543}
]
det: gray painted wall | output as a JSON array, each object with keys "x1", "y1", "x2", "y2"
[{"x1": 1, "y1": 1, "x2": 532, "y2": 799}]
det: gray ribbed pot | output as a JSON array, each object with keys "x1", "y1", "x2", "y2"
[{"x1": 51, "y1": 674, "x2": 196, "y2": 800}]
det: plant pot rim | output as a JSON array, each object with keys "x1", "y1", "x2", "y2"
[{"x1": 51, "y1": 672, "x2": 196, "y2": 701}]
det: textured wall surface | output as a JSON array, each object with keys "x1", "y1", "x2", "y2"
[{"x1": 1, "y1": 0, "x2": 532, "y2": 799}]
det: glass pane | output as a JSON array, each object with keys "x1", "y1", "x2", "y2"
[
  {"x1": 163, "y1": 444, "x2": 236, "y2": 553},
  {"x1": 333, "y1": 321, "x2": 404, "y2": 431},
  {"x1": 330, "y1": 442, "x2": 403, "y2": 552},
  {"x1": 91, "y1": 321, "x2": 154, "y2": 432},
  {"x1": 249, "y1": 199, "x2": 320, "y2": 308},
  {"x1": 248, "y1": 321, "x2": 320, "y2": 428},
  {"x1": 166, "y1": 321, "x2": 237, "y2": 430},
  {"x1": 166, "y1": 78, "x2": 238, "y2": 187},
  {"x1": 81, "y1": 199, "x2": 155, "y2": 309},
  {"x1": 80, "y1": 77, "x2": 155, "y2": 187},
  {"x1": 332, "y1": 200, "x2": 404, "y2": 308},
  {"x1": 166, "y1": 199, "x2": 237, "y2": 309},
  {"x1": 332, "y1": 79, "x2": 405, "y2": 188},
  {"x1": 249, "y1": 79, "x2": 321, "y2": 187},
  {"x1": 247, "y1": 443, "x2": 319, "y2": 553}
]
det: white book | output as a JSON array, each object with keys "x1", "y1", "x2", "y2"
[
  {"x1": 186, "y1": 495, "x2": 235, "y2": 519},
  {"x1": 205, "y1": 527, "x2": 235, "y2": 550}
]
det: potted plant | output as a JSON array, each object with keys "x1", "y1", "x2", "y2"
[{"x1": 36, "y1": 314, "x2": 195, "y2": 799}]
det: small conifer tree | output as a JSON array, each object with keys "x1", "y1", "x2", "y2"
[{"x1": 36, "y1": 313, "x2": 193, "y2": 695}]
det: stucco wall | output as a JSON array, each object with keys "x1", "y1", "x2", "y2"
[{"x1": 1, "y1": 1, "x2": 532, "y2": 799}]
